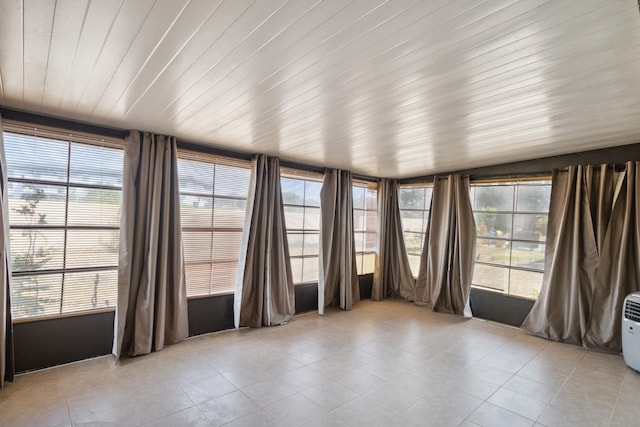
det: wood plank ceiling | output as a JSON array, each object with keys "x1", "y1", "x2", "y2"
[{"x1": 1, "y1": 0, "x2": 639, "y2": 178}]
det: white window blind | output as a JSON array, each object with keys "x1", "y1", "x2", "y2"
[
  {"x1": 3, "y1": 124, "x2": 123, "y2": 319},
  {"x1": 177, "y1": 151, "x2": 250, "y2": 297},
  {"x1": 399, "y1": 184, "x2": 433, "y2": 276},
  {"x1": 280, "y1": 170, "x2": 322, "y2": 284},
  {"x1": 353, "y1": 180, "x2": 377, "y2": 274}
]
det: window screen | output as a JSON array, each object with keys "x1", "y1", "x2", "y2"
[
  {"x1": 177, "y1": 151, "x2": 250, "y2": 296},
  {"x1": 470, "y1": 180, "x2": 551, "y2": 299},
  {"x1": 399, "y1": 184, "x2": 433, "y2": 276},
  {"x1": 353, "y1": 181, "x2": 377, "y2": 274},
  {"x1": 4, "y1": 126, "x2": 123, "y2": 319},
  {"x1": 281, "y1": 171, "x2": 322, "y2": 284}
]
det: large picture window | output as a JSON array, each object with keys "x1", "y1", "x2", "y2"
[
  {"x1": 470, "y1": 180, "x2": 551, "y2": 299},
  {"x1": 177, "y1": 152, "x2": 250, "y2": 296},
  {"x1": 281, "y1": 171, "x2": 322, "y2": 284},
  {"x1": 4, "y1": 126, "x2": 123, "y2": 319},
  {"x1": 399, "y1": 184, "x2": 433, "y2": 276},
  {"x1": 353, "y1": 181, "x2": 377, "y2": 275}
]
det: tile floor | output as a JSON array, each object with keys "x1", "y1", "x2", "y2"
[{"x1": 1, "y1": 299, "x2": 639, "y2": 427}]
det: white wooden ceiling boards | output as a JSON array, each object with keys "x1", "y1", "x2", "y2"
[{"x1": 1, "y1": 0, "x2": 639, "y2": 179}]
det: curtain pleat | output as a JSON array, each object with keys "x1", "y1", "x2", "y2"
[
  {"x1": 522, "y1": 165, "x2": 614, "y2": 346},
  {"x1": 234, "y1": 155, "x2": 294, "y2": 328},
  {"x1": 584, "y1": 161, "x2": 640, "y2": 351},
  {"x1": 319, "y1": 169, "x2": 359, "y2": 313},
  {"x1": 0, "y1": 116, "x2": 15, "y2": 386},
  {"x1": 113, "y1": 131, "x2": 188, "y2": 358},
  {"x1": 371, "y1": 179, "x2": 416, "y2": 301},
  {"x1": 414, "y1": 175, "x2": 475, "y2": 317}
]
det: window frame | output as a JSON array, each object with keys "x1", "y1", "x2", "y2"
[{"x1": 352, "y1": 179, "x2": 378, "y2": 275}]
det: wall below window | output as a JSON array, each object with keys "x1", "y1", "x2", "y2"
[
  {"x1": 12, "y1": 274, "x2": 376, "y2": 373},
  {"x1": 470, "y1": 287, "x2": 535, "y2": 327}
]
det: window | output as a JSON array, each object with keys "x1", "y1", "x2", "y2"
[
  {"x1": 470, "y1": 180, "x2": 551, "y2": 299},
  {"x1": 177, "y1": 152, "x2": 250, "y2": 296},
  {"x1": 281, "y1": 170, "x2": 322, "y2": 284},
  {"x1": 399, "y1": 184, "x2": 433, "y2": 276},
  {"x1": 4, "y1": 125, "x2": 123, "y2": 319},
  {"x1": 353, "y1": 181, "x2": 377, "y2": 274}
]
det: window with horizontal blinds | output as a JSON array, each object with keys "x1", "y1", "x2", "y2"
[
  {"x1": 281, "y1": 171, "x2": 322, "y2": 284},
  {"x1": 177, "y1": 150, "x2": 250, "y2": 297},
  {"x1": 399, "y1": 183, "x2": 433, "y2": 276},
  {"x1": 3, "y1": 125, "x2": 123, "y2": 320},
  {"x1": 353, "y1": 180, "x2": 377, "y2": 274}
]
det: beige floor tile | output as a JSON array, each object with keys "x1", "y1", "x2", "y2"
[
  {"x1": 241, "y1": 377, "x2": 298, "y2": 408},
  {"x1": 361, "y1": 383, "x2": 422, "y2": 415},
  {"x1": 278, "y1": 366, "x2": 329, "y2": 392},
  {"x1": 263, "y1": 393, "x2": 329, "y2": 427},
  {"x1": 502, "y1": 375, "x2": 561, "y2": 404},
  {"x1": 181, "y1": 374, "x2": 238, "y2": 404},
  {"x1": 221, "y1": 410, "x2": 282, "y2": 427},
  {"x1": 144, "y1": 406, "x2": 212, "y2": 427},
  {"x1": 198, "y1": 390, "x2": 260, "y2": 427},
  {"x1": 400, "y1": 397, "x2": 468, "y2": 427},
  {"x1": 300, "y1": 381, "x2": 359, "y2": 411},
  {"x1": 331, "y1": 395, "x2": 403, "y2": 427},
  {"x1": 467, "y1": 402, "x2": 535, "y2": 427},
  {"x1": 333, "y1": 367, "x2": 387, "y2": 396},
  {"x1": 487, "y1": 388, "x2": 548, "y2": 421},
  {"x1": 538, "y1": 390, "x2": 614, "y2": 427}
]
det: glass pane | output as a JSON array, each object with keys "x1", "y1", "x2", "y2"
[
  {"x1": 214, "y1": 164, "x2": 250, "y2": 198},
  {"x1": 366, "y1": 189, "x2": 377, "y2": 210},
  {"x1": 305, "y1": 181, "x2": 322, "y2": 207},
  {"x1": 513, "y1": 214, "x2": 547, "y2": 242},
  {"x1": 365, "y1": 210, "x2": 377, "y2": 233},
  {"x1": 68, "y1": 187, "x2": 122, "y2": 227},
  {"x1": 182, "y1": 231, "x2": 213, "y2": 263},
  {"x1": 475, "y1": 241, "x2": 510, "y2": 266},
  {"x1": 284, "y1": 206, "x2": 304, "y2": 229},
  {"x1": 354, "y1": 231, "x2": 365, "y2": 252},
  {"x1": 353, "y1": 186, "x2": 366, "y2": 210},
  {"x1": 211, "y1": 261, "x2": 237, "y2": 294},
  {"x1": 287, "y1": 233, "x2": 304, "y2": 256},
  {"x1": 361, "y1": 253, "x2": 375, "y2": 274},
  {"x1": 408, "y1": 254, "x2": 421, "y2": 277},
  {"x1": 304, "y1": 207, "x2": 320, "y2": 231},
  {"x1": 473, "y1": 264, "x2": 508, "y2": 292},
  {"x1": 475, "y1": 213, "x2": 512, "y2": 238},
  {"x1": 10, "y1": 229, "x2": 65, "y2": 271},
  {"x1": 511, "y1": 242, "x2": 545, "y2": 269},
  {"x1": 178, "y1": 158, "x2": 214, "y2": 194},
  {"x1": 69, "y1": 143, "x2": 123, "y2": 187},
  {"x1": 62, "y1": 269, "x2": 117, "y2": 314},
  {"x1": 213, "y1": 198, "x2": 246, "y2": 228},
  {"x1": 10, "y1": 273, "x2": 63, "y2": 319},
  {"x1": 290, "y1": 258, "x2": 303, "y2": 284},
  {"x1": 365, "y1": 231, "x2": 376, "y2": 252},
  {"x1": 353, "y1": 209, "x2": 366, "y2": 232},
  {"x1": 212, "y1": 231, "x2": 243, "y2": 261},
  {"x1": 8, "y1": 182, "x2": 67, "y2": 226},
  {"x1": 65, "y1": 230, "x2": 120, "y2": 269},
  {"x1": 303, "y1": 233, "x2": 319, "y2": 256},
  {"x1": 180, "y1": 195, "x2": 213, "y2": 228},
  {"x1": 281, "y1": 178, "x2": 305, "y2": 205},
  {"x1": 516, "y1": 185, "x2": 551, "y2": 213},
  {"x1": 510, "y1": 270, "x2": 543, "y2": 299},
  {"x1": 399, "y1": 187, "x2": 426, "y2": 210},
  {"x1": 185, "y1": 263, "x2": 213, "y2": 297},
  {"x1": 401, "y1": 211, "x2": 424, "y2": 233},
  {"x1": 404, "y1": 232, "x2": 423, "y2": 256},
  {"x1": 302, "y1": 257, "x2": 319, "y2": 283},
  {"x1": 472, "y1": 185, "x2": 514, "y2": 211},
  {"x1": 4, "y1": 132, "x2": 69, "y2": 182},
  {"x1": 425, "y1": 187, "x2": 433, "y2": 208}
]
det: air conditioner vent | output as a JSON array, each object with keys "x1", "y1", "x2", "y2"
[{"x1": 624, "y1": 298, "x2": 640, "y2": 323}]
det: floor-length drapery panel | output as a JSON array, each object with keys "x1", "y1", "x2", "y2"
[
  {"x1": 0, "y1": 116, "x2": 15, "y2": 386},
  {"x1": 414, "y1": 175, "x2": 475, "y2": 317},
  {"x1": 234, "y1": 155, "x2": 294, "y2": 328},
  {"x1": 522, "y1": 165, "x2": 614, "y2": 345},
  {"x1": 372, "y1": 179, "x2": 415, "y2": 301},
  {"x1": 584, "y1": 161, "x2": 640, "y2": 352},
  {"x1": 113, "y1": 131, "x2": 188, "y2": 358},
  {"x1": 319, "y1": 169, "x2": 359, "y2": 313}
]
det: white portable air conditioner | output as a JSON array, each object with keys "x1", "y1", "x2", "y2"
[{"x1": 622, "y1": 292, "x2": 640, "y2": 371}]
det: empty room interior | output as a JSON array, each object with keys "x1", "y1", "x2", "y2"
[{"x1": 2, "y1": 1, "x2": 640, "y2": 426}]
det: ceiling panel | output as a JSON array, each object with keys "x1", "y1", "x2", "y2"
[{"x1": 1, "y1": 0, "x2": 639, "y2": 178}]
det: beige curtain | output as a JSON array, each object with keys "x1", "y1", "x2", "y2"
[
  {"x1": 414, "y1": 175, "x2": 475, "y2": 317},
  {"x1": 234, "y1": 154, "x2": 294, "y2": 328},
  {"x1": 319, "y1": 169, "x2": 359, "y2": 314},
  {"x1": 113, "y1": 131, "x2": 189, "y2": 359},
  {"x1": 584, "y1": 161, "x2": 640, "y2": 351},
  {"x1": 372, "y1": 179, "x2": 416, "y2": 301},
  {"x1": 522, "y1": 165, "x2": 614, "y2": 345},
  {"x1": 0, "y1": 116, "x2": 15, "y2": 386}
]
